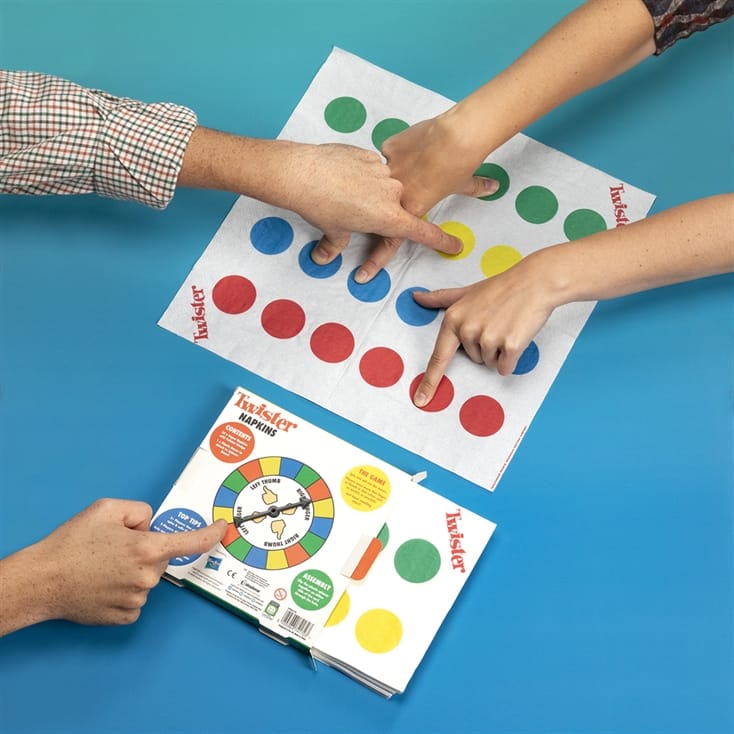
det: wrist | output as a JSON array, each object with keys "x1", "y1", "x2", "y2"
[
  {"x1": 0, "y1": 542, "x2": 59, "y2": 635},
  {"x1": 436, "y1": 104, "x2": 498, "y2": 170},
  {"x1": 525, "y1": 246, "x2": 576, "y2": 308},
  {"x1": 180, "y1": 127, "x2": 286, "y2": 204}
]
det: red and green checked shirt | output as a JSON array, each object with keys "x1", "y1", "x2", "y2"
[{"x1": 0, "y1": 71, "x2": 197, "y2": 209}]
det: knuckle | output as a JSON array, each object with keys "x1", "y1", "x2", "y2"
[
  {"x1": 91, "y1": 497, "x2": 116, "y2": 512},
  {"x1": 136, "y1": 536, "x2": 161, "y2": 564},
  {"x1": 443, "y1": 308, "x2": 462, "y2": 331},
  {"x1": 141, "y1": 569, "x2": 162, "y2": 590},
  {"x1": 384, "y1": 236, "x2": 403, "y2": 253},
  {"x1": 130, "y1": 590, "x2": 150, "y2": 608},
  {"x1": 118, "y1": 608, "x2": 142, "y2": 626}
]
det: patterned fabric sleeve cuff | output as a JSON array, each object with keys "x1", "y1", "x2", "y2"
[
  {"x1": 97, "y1": 97, "x2": 197, "y2": 209},
  {"x1": 640, "y1": 0, "x2": 734, "y2": 55},
  {"x1": 0, "y1": 71, "x2": 197, "y2": 208}
]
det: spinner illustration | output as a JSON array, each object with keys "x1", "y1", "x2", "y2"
[{"x1": 213, "y1": 456, "x2": 334, "y2": 569}]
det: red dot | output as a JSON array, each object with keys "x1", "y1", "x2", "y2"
[
  {"x1": 459, "y1": 395, "x2": 505, "y2": 437},
  {"x1": 212, "y1": 275, "x2": 256, "y2": 314},
  {"x1": 359, "y1": 347, "x2": 404, "y2": 388},
  {"x1": 409, "y1": 373, "x2": 454, "y2": 412},
  {"x1": 310, "y1": 322, "x2": 355, "y2": 363},
  {"x1": 261, "y1": 299, "x2": 306, "y2": 339}
]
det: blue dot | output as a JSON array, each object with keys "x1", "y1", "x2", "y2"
[
  {"x1": 298, "y1": 241, "x2": 342, "y2": 279},
  {"x1": 347, "y1": 268, "x2": 391, "y2": 303},
  {"x1": 513, "y1": 341, "x2": 540, "y2": 375},
  {"x1": 395, "y1": 287, "x2": 439, "y2": 326},
  {"x1": 250, "y1": 217, "x2": 293, "y2": 255}
]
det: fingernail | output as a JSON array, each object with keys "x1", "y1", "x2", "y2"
[
  {"x1": 311, "y1": 246, "x2": 329, "y2": 264},
  {"x1": 484, "y1": 178, "x2": 500, "y2": 194},
  {"x1": 354, "y1": 268, "x2": 370, "y2": 284},
  {"x1": 414, "y1": 391, "x2": 428, "y2": 408}
]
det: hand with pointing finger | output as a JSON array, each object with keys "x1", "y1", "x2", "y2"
[
  {"x1": 412, "y1": 252, "x2": 555, "y2": 408},
  {"x1": 0, "y1": 498, "x2": 227, "y2": 635},
  {"x1": 412, "y1": 190, "x2": 734, "y2": 408},
  {"x1": 350, "y1": 113, "x2": 500, "y2": 284},
  {"x1": 299, "y1": 141, "x2": 468, "y2": 274},
  {"x1": 177, "y1": 129, "x2": 465, "y2": 274}
]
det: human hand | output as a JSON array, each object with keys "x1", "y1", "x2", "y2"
[
  {"x1": 344, "y1": 112, "x2": 499, "y2": 283},
  {"x1": 282, "y1": 141, "x2": 467, "y2": 267},
  {"x1": 31, "y1": 499, "x2": 226, "y2": 626},
  {"x1": 411, "y1": 253, "x2": 557, "y2": 407},
  {"x1": 179, "y1": 129, "x2": 462, "y2": 261}
]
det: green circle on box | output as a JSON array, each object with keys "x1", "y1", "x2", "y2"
[
  {"x1": 394, "y1": 538, "x2": 441, "y2": 583},
  {"x1": 291, "y1": 569, "x2": 334, "y2": 611}
]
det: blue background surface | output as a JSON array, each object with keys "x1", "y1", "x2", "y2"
[{"x1": 1, "y1": 2, "x2": 732, "y2": 732}]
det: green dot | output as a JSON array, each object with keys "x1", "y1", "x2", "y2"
[
  {"x1": 371, "y1": 118, "x2": 409, "y2": 151},
  {"x1": 376, "y1": 523, "x2": 390, "y2": 550},
  {"x1": 291, "y1": 569, "x2": 334, "y2": 611},
  {"x1": 394, "y1": 539, "x2": 441, "y2": 583},
  {"x1": 475, "y1": 162, "x2": 510, "y2": 201},
  {"x1": 515, "y1": 186, "x2": 558, "y2": 224},
  {"x1": 324, "y1": 97, "x2": 367, "y2": 133},
  {"x1": 563, "y1": 209, "x2": 607, "y2": 240}
]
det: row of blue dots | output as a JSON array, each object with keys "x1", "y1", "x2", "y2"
[{"x1": 249, "y1": 216, "x2": 538, "y2": 374}]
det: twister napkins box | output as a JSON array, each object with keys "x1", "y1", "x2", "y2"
[{"x1": 153, "y1": 387, "x2": 495, "y2": 696}]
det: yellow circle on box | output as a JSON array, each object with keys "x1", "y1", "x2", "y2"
[
  {"x1": 355, "y1": 609, "x2": 403, "y2": 653},
  {"x1": 438, "y1": 221, "x2": 475, "y2": 260},
  {"x1": 341, "y1": 465, "x2": 391, "y2": 511},
  {"x1": 325, "y1": 592, "x2": 350, "y2": 627},
  {"x1": 480, "y1": 245, "x2": 523, "y2": 278}
]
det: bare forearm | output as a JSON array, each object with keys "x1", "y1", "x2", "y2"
[
  {"x1": 0, "y1": 545, "x2": 54, "y2": 636},
  {"x1": 446, "y1": 0, "x2": 655, "y2": 160},
  {"x1": 538, "y1": 194, "x2": 734, "y2": 305},
  {"x1": 177, "y1": 126, "x2": 301, "y2": 210}
]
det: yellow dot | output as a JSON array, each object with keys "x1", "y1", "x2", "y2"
[
  {"x1": 480, "y1": 245, "x2": 522, "y2": 278},
  {"x1": 341, "y1": 465, "x2": 391, "y2": 512},
  {"x1": 325, "y1": 592, "x2": 350, "y2": 627},
  {"x1": 355, "y1": 609, "x2": 403, "y2": 653},
  {"x1": 438, "y1": 221, "x2": 475, "y2": 260}
]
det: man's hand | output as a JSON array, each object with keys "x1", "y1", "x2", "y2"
[
  {"x1": 179, "y1": 129, "x2": 465, "y2": 268},
  {"x1": 352, "y1": 113, "x2": 499, "y2": 283},
  {"x1": 0, "y1": 499, "x2": 226, "y2": 635}
]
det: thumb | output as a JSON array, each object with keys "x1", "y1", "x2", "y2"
[
  {"x1": 459, "y1": 176, "x2": 499, "y2": 198},
  {"x1": 151, "y1": 520, "x2": 227, "y2": 562},
  {"x1": 311, "y1": 232, "x2": 350, "y2": 265},
  {"x1": 120, "y1": 501, "x2": 154, "y2": 532},
  {"x1": 413, "y1": 285, "x2": 469, "y2": 310}
]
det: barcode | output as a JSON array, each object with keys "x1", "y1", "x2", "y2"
[{"x1": 281, "y1": 608, "x2": 314, "y2": 638}]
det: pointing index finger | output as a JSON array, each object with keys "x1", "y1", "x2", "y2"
[
  {"x1": 400, "y1": 212, "x2": 462, "y2": 255},
  {"x1": 413, "y1": 322, "x2": 461, "y2": 408},
  {"x1": 151, "y1": 520, "x2": 227, "y2": 563}
]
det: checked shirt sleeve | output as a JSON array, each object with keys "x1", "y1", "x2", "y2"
[
  {"x1": 0, "y1": 71, "x2": 197, "y2": 208},
  {"x1": 640, "y1": 0, "x2": 734, "y2": 54}
]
